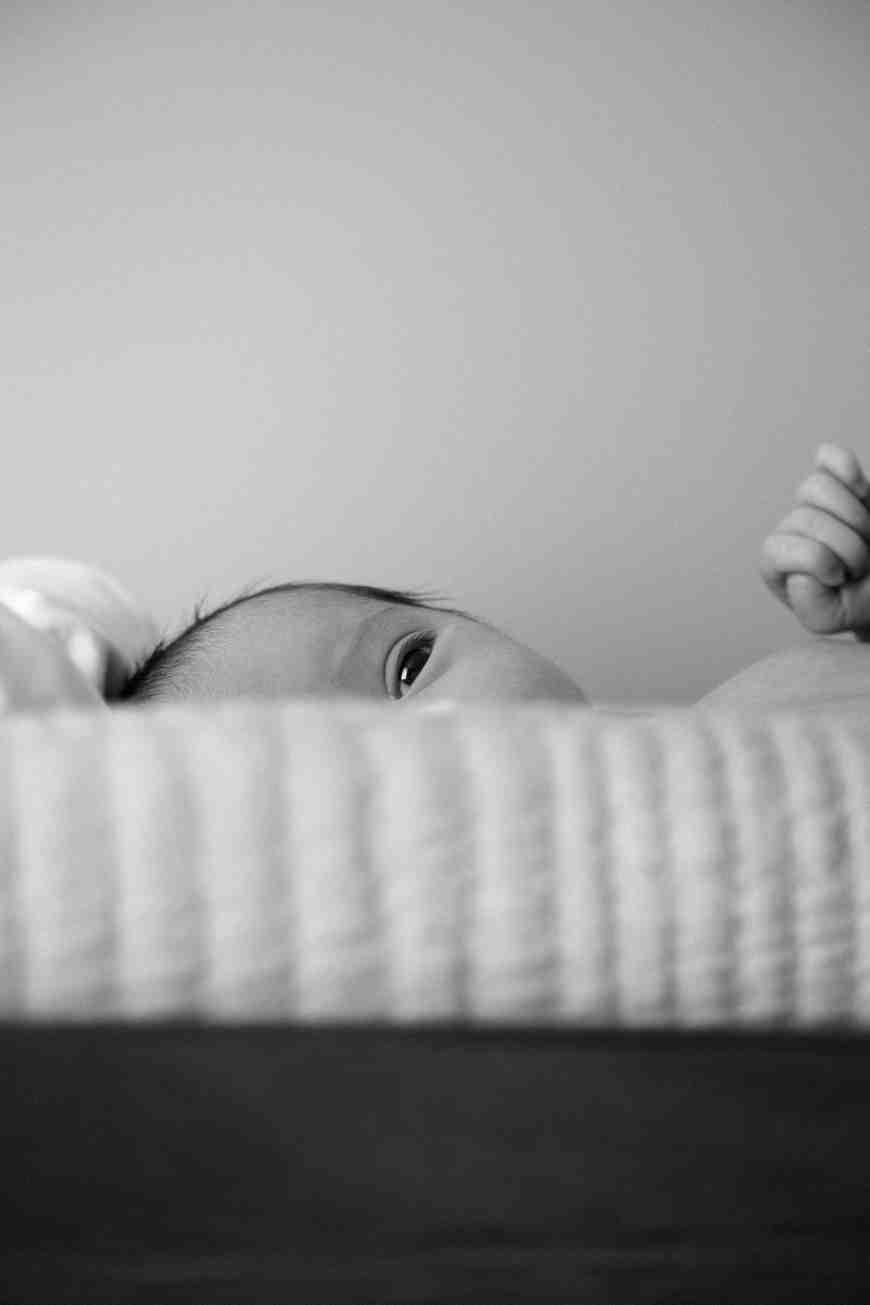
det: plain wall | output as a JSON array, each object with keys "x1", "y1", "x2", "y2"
[{"x1": 1, "y1": 0, "x2": 867, "y2": 703}]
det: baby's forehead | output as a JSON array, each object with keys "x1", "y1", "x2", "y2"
[
  {"x1": 168, "y1": 588, "x2": 402, "y2": 699},
  {"x1": 192, "y1": 585, "x2": 481, "y2": 685},
  {"x1": 199, "y1": 586, "x2": 446, "y2": 671},
  {"x1": 211, "y1": 586, "x2": 404, "y2": 638}
]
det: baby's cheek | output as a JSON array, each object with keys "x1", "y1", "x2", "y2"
[
  {"x1": 429, "y1": 625, "x2": 585, "y2": 703},
  {"x1": 488, "y1": 640, "x2": 586, "y2": 703},
  {"x1": 522, "y1": 656, "x2": 586, "y2": 703}
]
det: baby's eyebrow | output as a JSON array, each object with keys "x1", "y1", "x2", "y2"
[{"x1": 334, "y1": 602, "x2": 398, "y2": 686}]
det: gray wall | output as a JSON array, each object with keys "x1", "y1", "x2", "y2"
[{"x1": 2, "y1": 1, "x2": 867, "y2": 703}]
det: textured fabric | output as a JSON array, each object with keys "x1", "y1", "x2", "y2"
[{"x1": 0, "y1": 698, "x2": 869, "y2": 1026}]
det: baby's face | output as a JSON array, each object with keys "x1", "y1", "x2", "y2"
[{"x1": 155, "y1": 588, "x2": 585, "y2": 705}]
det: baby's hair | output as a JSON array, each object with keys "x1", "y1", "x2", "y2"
[{"x1": 118, "y1": 580, "x2": 474, "y2": 702}]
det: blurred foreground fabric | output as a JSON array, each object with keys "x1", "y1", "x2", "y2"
[{"x1": 0, "y1": 698, "x2": 867, "y2": 1026}]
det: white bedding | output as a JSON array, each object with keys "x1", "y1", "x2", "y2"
[{"x1": 1, "y1": 697, "x2": 868, "y2": 1027}]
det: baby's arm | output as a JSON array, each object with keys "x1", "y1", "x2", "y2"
[{"x1": 760, "y1": 442, "x2": 870, "y2": 642}]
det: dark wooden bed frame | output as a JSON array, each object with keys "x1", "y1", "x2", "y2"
[{"x1": 2, "y1": 1025, "x2": 869, "y2": 1302}]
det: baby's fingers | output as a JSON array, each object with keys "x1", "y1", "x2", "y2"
[
  {"x1": 760, "y1": 531, "x2": 847, "y2": 605},
  {"x1": 784, "y1": 573, "x2": 847, "y2": 635},
  {"x1": 815, "y1": 442, "x2": 870, "y2": 502},
  {"x1": 796, "y1": 468, "x2": 870, "y2": 549},
  {"x1": 774, "y1": 505, "x2": 870, "y2": 583}
]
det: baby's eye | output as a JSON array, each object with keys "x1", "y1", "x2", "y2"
[{"x1": 388, "y1": 633, "x2": 435, "y2": 699}]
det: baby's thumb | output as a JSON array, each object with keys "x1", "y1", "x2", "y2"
[{"x1": 785, "y1": 574, "x2": 846, "y2": 636}]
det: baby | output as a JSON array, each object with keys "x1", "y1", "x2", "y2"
[
  {"x1": 118, "y1": 440, "x2": 870, "y2": 710},
  {"x1": 2, "y1": 442, "x2": 870, "y2": 713}
]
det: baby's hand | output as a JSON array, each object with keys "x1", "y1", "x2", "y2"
[{"x1": 760, "y1": 443, "x2": 870, "y2": 640}]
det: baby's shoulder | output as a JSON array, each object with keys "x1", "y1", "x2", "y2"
[{"x1": 697, "y1": 638, "x2": 870, "y2": 714}]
